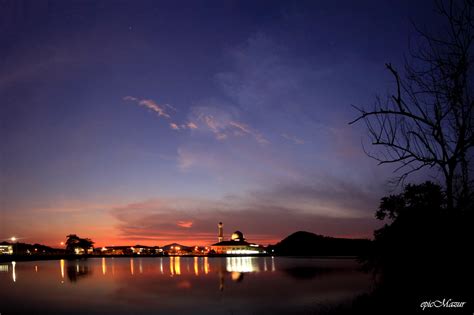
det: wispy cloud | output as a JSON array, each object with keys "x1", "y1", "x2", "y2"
[
  {"x1": 123, "y1": 96, "x2": 171, "y2": 118},
  {"x1": 189, "y1": 105, "x2": 269, "y2": 144},
  {"x1": 281, "y1": 133, "x2": 305, "y2": 145},
  {"x1": 177, "y1": 220, "x2": 193, "y2": 228},
  {"x1": 186, "y1": 122, "x2": 198, "y2": 129},
  {"x1": 170, "y1": 122, "x2": 180, "y2": 130}
]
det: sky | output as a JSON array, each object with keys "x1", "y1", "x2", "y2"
[{"x1": 0, "y1": 0, "x2": 442, "y2": 246}]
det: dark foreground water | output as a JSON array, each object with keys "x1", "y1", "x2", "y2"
[{"x1": 0, "y1": 257, "x2": 372, "y2": 314}]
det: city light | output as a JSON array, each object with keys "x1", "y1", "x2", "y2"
[
  {"x1": 226, "y1": 249, "x2": 260, "y2": 255},
  {"x1": 11, "y1": 237, "x2": 16, "y2": 242}
]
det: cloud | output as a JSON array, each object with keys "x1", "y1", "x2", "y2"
[
  {"x1": 170, "y1": 123, "x2": 180, "y2": 130},
  {"x1": 186, "y1": 122, "x2": 198, "y2": 129},
  {"x1": 138, "y1": 99, "x2": 170, "y2": 118},
  {"x1": 124, "y1": 96, "x2": 268, "y2": 144},
  {"x1": 177, "y1": 220, "x2": 193, "y2": 228},
  {"x1": 189, "y1": 105, "x2": 269, "y2": 144},
  {"x1": 281, "y1": 133, "x2": 305, "y2": 145},
  {"x1": 109, "y1": 175, "x2": 383, "y2": 245},
  {"x1": 123, "y1": 96, "x2": 171, "y2": 119}
]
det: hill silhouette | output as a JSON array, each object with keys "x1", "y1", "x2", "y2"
[{"x1": 270, "y1": 231, "x2": 370, "y2": 256}]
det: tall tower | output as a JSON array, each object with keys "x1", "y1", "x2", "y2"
[{"x1": 218, "y1": 222, "x2": 223, "y2": 242}]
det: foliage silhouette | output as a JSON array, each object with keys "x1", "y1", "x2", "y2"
[{"x1": 65, "y1": 234, "x2": 94, "y2": 255}]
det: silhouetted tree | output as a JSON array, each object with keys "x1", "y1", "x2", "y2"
[
  {"x1": 65, "y1": 234, "x2": 94, "y2": 255},
  {"x1": 350, "y1": 0, "x2": 474, "y2": 211},
  {"x1": 362, "y1": 181, "x2": 472, "y2": 306}
]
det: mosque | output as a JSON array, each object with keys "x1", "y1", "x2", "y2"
[{"x1": 210, "y1": 222, "x2": 266, "y2": 255}]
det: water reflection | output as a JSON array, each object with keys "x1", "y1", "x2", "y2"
[
  {"x1": 102, "y1": 257, "x2": 106, "y2": 275},
  {"x1": 66, "y1": 260, "x2": 91, "y2": 282},
  {"x1": 226, "y1": 256, "x2": 259, "y2": 272},
  {"x1": 0, "y1": 257, "x2": 373, "y2": 315},
  {"x1": 2, "y1": 256, "x2": 351, "y2": 284},
  {"x1": 12, "y1": 261, "x2": 16, "y2": 282},
  {"x1": 60, "y1": 259, "x2": 64, "y2": 279}
]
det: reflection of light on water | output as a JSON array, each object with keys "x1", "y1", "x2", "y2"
[
  {"x1": 0, "y1": 264, "x2": 8, "y2": 272},
  {"x1": 194, "y1": 257, "x2": 199, "y2": 276},
  {"x1": 12, "y1": 261, "x2": 16, "y2": 282},
  {"x1": 60, "y1": 259, "x2": 65, "y2": 279},
  {"x1": 231, "y1": 272, "x2": 242, "y2": 281},
  {"x1": 204, "y1": 257, "x2": 209, "y2": 274},
  {"x1": 35, "y1": 265, "x2": 38, "y2": 272},
  {"x1": 170, "y1": 257, "x2": 181, "y2": 275},
  {"x1": 130, "y1": 258, "x2": 134, "y2": 275},
  {"x1": 174, "y1": 257, "x2": 181, "y2": 275},
  {"x1": 102, "y1": 257, "x2": 106, "y2": 275},
  {"x1": 160, "y1": 257, "x2": 164, "y2": 274},
  {"x1": 226, "y1": 257, "x2": 259, "y2": 273},
  {"x1": 264, "y1": 258, "x2": 268, "y2": 271},
  {"x1": 271, "y1": 256, "x2": 275, "y2": 272},
  {"x1": 139, "y1": 259, "x2": 143, "y2": 274}
]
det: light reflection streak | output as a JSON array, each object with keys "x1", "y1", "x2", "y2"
[
  {"x1": 194, "y1": 257, "x2": 199, "y2": 276},
  {"x1": 130, "y1": 258, "x2": 134, "y2": 275},
  {"x1": 204, "y1": 257, "x2": 209, "y2": 274},
  {"x1": 226, "y1": 257, "x2": 259, "y2": 273},
  {"x1": 12, "y1": 261, "x2": 16, "y2": 282},
  {"x1": 102, "y1": 257, "x2": 106, "y2": 275},
  {"x1": 60, "y1": 259, "x2": 65, "y2": 279},
  {"x1": 174, "y1": 257, "x2": 181, "y2": 275}
]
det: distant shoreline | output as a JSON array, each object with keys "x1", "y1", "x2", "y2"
[{"x1": 0, "y1": 254, "x2": 359, "y2": 263}]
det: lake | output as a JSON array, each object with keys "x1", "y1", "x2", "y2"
[{"x1": 0, "y1": 257, "x2": 372, "y2": 314}]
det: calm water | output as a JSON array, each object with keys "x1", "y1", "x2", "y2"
[{"x1": 0, "y1": 257, "x2": 372, "y2": 314}]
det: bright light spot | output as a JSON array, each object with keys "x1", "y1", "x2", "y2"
[{"x1": 10, "y1": 237, "x2": 16, "y2": 242}]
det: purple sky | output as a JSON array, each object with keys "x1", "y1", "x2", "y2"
[{"x1": 0, "y1": 1, "x2": 441, "y2": 246}]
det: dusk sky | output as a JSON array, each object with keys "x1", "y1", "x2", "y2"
[{"x1": 0, "y1": 1, "x2": 441, "y2": 246}]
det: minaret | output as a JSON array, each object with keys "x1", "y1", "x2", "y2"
[{"x1": 218, "y1": 222, "x2": 223, "y2": 243}]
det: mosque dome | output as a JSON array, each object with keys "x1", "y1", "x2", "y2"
[{"x1": 231, "y1": 231, "x2": 244, "y2": 241}]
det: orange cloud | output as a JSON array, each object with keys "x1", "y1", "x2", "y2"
[{"x1": 177, "y1": 220, "x2": 193, "y2": 228}]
